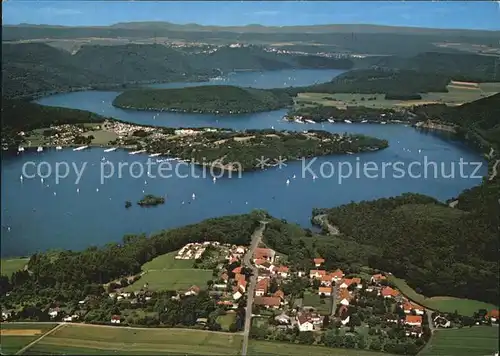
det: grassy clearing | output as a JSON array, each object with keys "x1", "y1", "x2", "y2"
[
  {"x1": 1, "y1": 257, "x2": 30, "y2": 276},
  {"x1": 248, "y1": 340, "x2": 391, "y2": 356},
  {"x1": 295, "y1": 82, "x2": 500, "y2": 110},
  {"x1": 124, "y1": 269, "x2": 212, "y2": 292},
  {"x1": 0, "y1": 323, "x2": 57, "y2": 354},
  {"x1": 217, "y1": 313, "x2": 236, "y2": 331},
  {"x1": 388, "y1": 275, "x2": 498, "y2": 316},
  {"x1": 141, "y1": 251, "x2": 194, "y2": 271},
  {"x1": 419, "y1": 326, "x2": 499, "y2": 356},
  {"x1": 86, "y1": 130, "x2": 119, "y2": 145},
  {"x1": 302, "y1": 292, "x2": 331, "y2": 315},
  {"x1": 24, "y1": 324, "x2": 242, "y2": 355}
]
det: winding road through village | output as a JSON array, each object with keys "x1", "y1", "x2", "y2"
[{"x1": 241, "y1": 220, "x2": 267, "y2": 356}]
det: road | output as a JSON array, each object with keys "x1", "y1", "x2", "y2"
[
  {"x1": 15, "y1": 322, "x2": 66, "y2": 355},
  {"x1": 241, "y1": 220, "x2": 267, "y2": 356}
]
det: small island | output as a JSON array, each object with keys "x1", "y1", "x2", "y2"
[
  {"x1": 137, "y1": 194, "x2": 165, "y2": 207},
  {"x1": 112, "y1": 85, "x2": 293, "y2": 114},
  {"x1": 125, "y1": 201, "x2": 132, "y2": 209}
]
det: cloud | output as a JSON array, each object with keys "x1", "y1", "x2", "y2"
[
  {"x1": 39, "y1": 8, "x2": 83, "y2": 16},
  {"x1": 252, "y1": 10, "x2": 280, "y2": 16}
]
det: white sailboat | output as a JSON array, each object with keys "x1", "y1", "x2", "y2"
[
  {"x1": 213, "y1": 177, "x2": 217, "y2": 183},
  {"x1": 327, "y1": 119, "x2": 335, "y2": 123},
  {"x1": 56, "y1": 146, "x2": 62, "y2": 150},
  {"x1": 18, "y1": 146, "x2": 25, "y2": 152},
  {"x1": 96, "y1": 188, "x2": 99, "y2": 192},
  {"x1": 344, "y1": 120, "x2": 352, "y2": 124},
  {"x1": 286, "y1": 179, "x2": 290, "y2": 185},
  {"x1": 20, "y1": 175, "x2": 23, "y2": 182},
  {"x1": 37, "y1": 146, "x2": 43, "y2": 152},
  {"x1": 77, "y1": 188, "x2": 80, "y2": 193},
  {"x1": 192, "y1": 193, "x2": 196, "y2": 200},
  {"x1": 361, "y1": 120, "x2": 368, "y2": 123},
  {"x1": 292, "y1": 174, "x2": 296, "y2": 179},
  {"x1": 73, "y1": 145, "x2": 88, "y2": 151},
  {"x1": 104, "y1": 147, "x2": 117, "y2": 152}
]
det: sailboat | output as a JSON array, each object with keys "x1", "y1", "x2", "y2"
[
  {"x1": 20, "y1": 175, "x2": 23, "y2": 182},
  {"x1": 213, "y1": 177, "x2": 217, "y2": 183},
  {"x1": 37, "y1": 146, "x2": 43, "y2": 152},
  {"x1": 286, "y1": 179, "x2": 290, "y2": 185},
  {"x1": 192, "y1": 193, "x2": 196, "y2": 200},
  {"x1": 56, "y1": 146, "x2": 62, "y2": 150},
  {"x1": 292, "y1": 174, "x2": 296, "y2": 179},
  {"x1": 344, "y1": 120, "x2": 352, "y2": 124}
]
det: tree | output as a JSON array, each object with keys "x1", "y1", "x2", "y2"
[
  {"x1": 312, "y1": 279, "x2": 321, "y2": 290},
  {"x1": 370, "y1": 338, "x2": 382, "y2": 351},
  {"x1": 344, "y1": 335, "x2": 356, "y2": 348},
  {"x1": 357, "y1": 336, "x2": 367, "y2": 350},
  {"x1": 269, "y1": 278, "x2": 279, "y2": 294},
  {"x1": 322, "y1": 315, "x2": 330, "y2": 329}
]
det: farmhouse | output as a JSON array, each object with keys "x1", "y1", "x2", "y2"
[
  {"x1": 405, "y1": 315, "x2": 422, "y2": 326},
  {"x1": 331, "y1": 269, "x2": 344, "y2": 281},
  {"x1": 318, "y1": 286, "x2": 332, "y2": 296},
  {"x1": 339, "y1": 277, "x2": 362, "y2": 289},
  {"x1": 380, "y1": 286, "x2": 400, "y2": 298},
  {"x1": 403, "y1": 301, "x2": 425, "y2": 315},
  {"x1": 313, "y1": 258, "x2": 325, "y2": 267},
  {"x1": 321, "y1": 274, "x2": 333, "y2": 287},
  {"x1": 310, "y1": 270, "x2": 326, "y2": 279},
  {"x1": 274, "y1": 265, "x2": 289, "y2": 278},
  {"x1": 255, "y1": 278, "x2": 269, "y2": 297},
  {"x1": 370, "y1": 273, "x2": 386, "y2": 284},
  {"x1": 253, "y1": 247, "x2": 275, "y2": 263},
  {"x1": 254, "y1": 296, "x2": 281, "y2": 309}
]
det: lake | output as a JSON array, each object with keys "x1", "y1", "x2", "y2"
[{"x1": 0, "y1": 69, "x2": 487, "y2": 257}]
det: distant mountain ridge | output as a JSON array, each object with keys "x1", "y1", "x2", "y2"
[{"x1": 5, "y1": 22, "x2": 500, "y2": 35}]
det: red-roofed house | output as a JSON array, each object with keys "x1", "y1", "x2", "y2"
[
  {"x1": 339, "y1": 289, "x2": 351, "y2": 306},
  {"x1": 275, "y1": 265, "x2": 289, "y2": 278},
  {"x1": 273, "y1": 290, "x2": 285, "y2": 300},
  {"x1": 380, "y1": 286, "x2": 400, "y2": 298},
  {"x1": 253, "y1": 248, "x2": 275, "y2": 263},
  {"x1": 313, "y1": 258, "x2": 325, "y2": 267},
  {"x1": 339, "y1": 278, "x2": 362, "y2": 289},
  {"x1": 370, "y1": 274, "x2": 386, "y2": 284},
  {"x1": 403, "y1": 301, "x2": 424, "y2": 315},
  {"x1": 232, "y1": 266, "x2": 242, "y2": 274},
  {"x1": 487, "y1": 310, "x2": 499, "y2": 323},
  {"x1": 321, "y1": 274, "x2": 333, "y2": 287},
  {"x1": 309, "y1": 270, "x2": 326, "y2": 279},
  {"x1": 110, "y1": 315, "x2": 121, "y2": 324},
  {"x1": 331, "y1": 269, "x2": 344, "y2": 282},
  {"x1": 405, "y1": 315, "x2": 422, "y2": 326},
  {"x1": 254, "y1": 296, "x2": 281, "y2": 309},
  {"x1": 318, "y1": 286, "x2": 332, "y2": 296},
  {"x1": 296, "y1": 315, "x2": 314, "y2": 331},
  {"x1": 255, "y1": 278, "x2": 269, "y2": 297}
]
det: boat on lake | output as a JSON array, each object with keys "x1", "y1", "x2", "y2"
[
  {"x1": 73, "y1": 146, "x2": 88, "y2": 151},
  {"x1": 149, "y1": 153, "x2": 162, "y2": 157},
  {"x1": 37, "y1": 146, "x2": 43, "y2": 152},
  {"x1": 103, "y1": 147, "x2": 117, "y2": 152},
  {"x1": 18, "y1": 146, "x2": 25, "y2": 152},
  {"x1": 305, "y1": 119, "x2": 316, "y2": 124},
  {"x1": 344, "y1": 120, "x2": 352, "y2": 124},
  {"x1": 129, "y1": 149, "x2": 146, "y2": 155},
  {"x1": 56, "y1": 146, "x2": 62, "y2": 150},
  {"x1": 327, "y1": 119, "x2": 335, "y2": 123}
]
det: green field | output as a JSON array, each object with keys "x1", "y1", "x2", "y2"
[
  {"x1": 0, "y1": 323, "x2": 57, "y2": 354},
  {"x1": 388, "y1": 275, "x2": 498, "y2": 316},
  {"x1": 419, "y1": 327, "x2": 499, "y2": 356},
  {"x1": 248, "y1": 340, "x2": 392, "y2": 356},
  {"x1": 217, "y1": 313, "x2": 236, "y2": 332},
  {"x1": 141, "y1": 251, "x2": 194, "y2": 271},
  {"x1": 1, "y1": 258, "x2": 29, "y2": 276},
  {"x1": 22, "y1": 324, "x2": 242, "y2": 355},
  {"x1": 295, "y1": 82, "x2": 500, "y2": 110},
  {"x1": 124, "y1": 269, "x2": 212, "y2": 292},
  {"x1": 302, "y1": 292, "x2": 331, "y2": 315}
]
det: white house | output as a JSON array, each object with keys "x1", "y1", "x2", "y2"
[
  {"x1": 110, "y1": 315, "x2": 121, "y2": 324},
  {"x1": 297, "y1": 316, "x2": 314, "y2": 332},
  {"x1": 341, "y1": 315, "x2": 350, "y2": 326}
]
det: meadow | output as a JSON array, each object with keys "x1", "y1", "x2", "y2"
[
  {"x1": 388, "y1": 275, "x2": 498, "y2": 316},
  {"x1": 295, "y1": 82, "x2": 500, "y2": 110},
  {"x1": 247, "y1": 340, "x2": 392, "y2": 356},
  {"x1": 419, "y1": 326, "x2": 499, "y2": 356},
  {"x1": 21, "y1": 324, "x2": 243, "y2": 355},
  {"x1": 302, "y1": 292, "x2": 331, "y2": 315},
  {"x1": 140, "y1": 251, "x2": 194, "y2": 270},
  {"x1": 124, "y1": 269, "x2": 212, "y2": 292},
  {"x1": 0, "y1": 323, "x2": 57, "y2": 354},
  {"x1": 1, "y1": 257, "x2": 30, "y2": 276}
]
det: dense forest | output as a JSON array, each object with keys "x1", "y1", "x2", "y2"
[
  {"x1": 299, "y1": 69, "x2": 451, "y2": 95},
  {"x1": 112, "y1": 85, "x2": 294, "y2": 114},
  {"x1": 289, "y1": 105, "x2": 403, "y2": 123},
  {"x1": 413, "y1": 93, "x2": 500, "y2": 149}
]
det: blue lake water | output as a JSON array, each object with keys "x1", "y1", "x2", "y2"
[{"x1": 0, "y1": 69, "x2": 487, "y2": 257}]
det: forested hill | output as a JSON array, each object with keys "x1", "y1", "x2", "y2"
[
  {"x1": 112, "y1": 85, "x2": 294, "y2": 114},
  {"x1": 316, "y1": 193, "x2": 498, "y2": 305},
  {"x1": 2, "y1": 42, "x2": 353, "y2": 98},
  {"x1": 414, "y1": 93, "x2": 500, "y2": 150}
]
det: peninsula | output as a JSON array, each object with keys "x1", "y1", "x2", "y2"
[{"x1": 112, "y1": 85, "x2": 294, "y2": 114}]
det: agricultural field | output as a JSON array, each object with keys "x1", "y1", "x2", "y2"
[
  {"x1": 247, "y1": 340, "x2": 392, "y2": 356},
  {"x1": 388, "y1": 276, "x2": 498, "y2": 316},
  {"x1": 141, "y1": 251, "x2": 194, "y2": 271},
  {"x1": 419, "y1": 326, "x2": 499, "y2": 356},
  {"x1": 0, "y1": 323, "x2": 57, "y2": 354},
  {"x1": 21, "y1": 324, "x2": 243, "y2": 355},
  {"x1": 1, "y1": 257, "x2": 29, "y2": 276},
  {"x1": 124, "y1": 269, "x2": 212, "y2": 292},
  {"x1": 302, "y1": 292, "x2": 331, "y2": 315},
  {"x1": 295, "y1": 82, "x2": 500, "y2": 110}
]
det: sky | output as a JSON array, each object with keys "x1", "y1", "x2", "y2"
[{"x1": 2, "y1": 1, "x2": 500, "y2": 30}]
